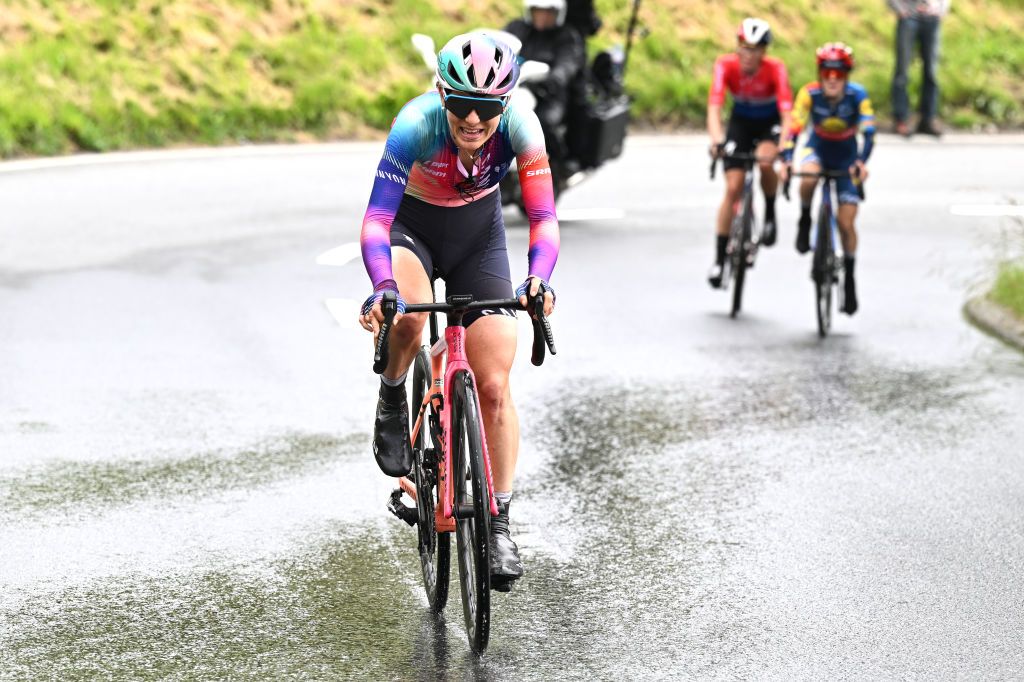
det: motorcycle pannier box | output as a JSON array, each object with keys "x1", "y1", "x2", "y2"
[{"x1": 573, "y1": 98, "x2": 630, "y2": 169}]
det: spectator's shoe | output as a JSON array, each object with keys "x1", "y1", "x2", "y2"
[
  {"x1": 762, "y1": 216, "x2": 777, "y2": 247},
  {"x1": 489, "y1": 498, "x2": 524, "y2": 592},
  {"x1": 373, "y1": 381, "x2": 413, "y2": 477},
  {"x1": 916, "y1": 119, "x2": 942, "y2": 137},
  {"x1": 842, "y1": 272, "x2": 859, "y2": 315},
  {"x1": 796, "y1": 214, "x2": 812, "y2": 254},
  {"x1": 894, "y1": 120, "x2": 911, "y2": 137},
  {"x1": 707, "y1": 261, "x2": 724, "y2": 289}
]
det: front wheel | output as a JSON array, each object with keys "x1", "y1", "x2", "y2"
[
  {"x1": 411, "y1": 349, "x2": 449, "y2": 612},
  {"x1": 451, "y1": 371, "x2": 491, "y2": 654},
  {"x1": 729, "y1": 192, "x2": 752, "y2": 318},
  {"x1": 813, "y1": 207, "x2": 834, "y2": 337}
]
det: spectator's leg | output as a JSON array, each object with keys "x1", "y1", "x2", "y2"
[
  {"x1": 891, "y1": 17, "x2": 914, "y2": 128},
  {"x1": 919, "y1": 17, "x2": 941, "y2": 126}
]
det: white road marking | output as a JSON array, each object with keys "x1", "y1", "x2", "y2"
[
  {"x1": 556, "y1": 208, "x2": 626, "y2": 222},
  {"x1": 315, "y1": 242, "x2": 362, "y2": 266},
  {"x1": 324, "y1": 298, "x2": 361, "y2": 329},
  {"x1": 949, "y1": 204, "x2": 1024, "y2": 217}
]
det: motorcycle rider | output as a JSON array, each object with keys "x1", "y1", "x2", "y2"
[{"x1": 504, "y1": 0, "x2": 586, "y2": 170}]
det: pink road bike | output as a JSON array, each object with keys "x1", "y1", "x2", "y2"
[{"x1": 375, "y1": 288, "x2": 555, "y2": 654}]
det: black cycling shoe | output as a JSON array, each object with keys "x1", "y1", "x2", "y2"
[
  {"x1": 843, "y1": 272, "x2": 858, "y2": 315},
  {"x1": 373, "y1": 381, "x2": 413, "y2": 477},
  {"x1": 796, "y1": 214, "x2": 811, "y2": 254},
  {"x1": 707, "y1": 261, "x2": 724, "y2": 289},
  {"x1": 762, "y1": 216, "x2": 777, "y2": 246},
  {"x1": 489, "y1": 497, "x2": 524, "y2": 592}
]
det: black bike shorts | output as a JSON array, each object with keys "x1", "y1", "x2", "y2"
[
  {"x1": 390, "y1": 191, "x2": 515, "y2": 328},
  {"x1": 724, "y1": 113, "x2": 781, "y2": 171}
]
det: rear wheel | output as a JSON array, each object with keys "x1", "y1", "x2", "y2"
[
  {"x1": 411, "y1": 349, "x2": 449, "y2": 612},
  {"x1": 451, "y1": 371, "x2": 491, "y2": 654},
  {"x1": 813, "y1": 207, "x2": 833, "y2": 337}
]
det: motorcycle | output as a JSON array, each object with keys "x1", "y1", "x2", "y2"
[{"x1": 410, "y1": 8, "x2": 638, "y2": 213}]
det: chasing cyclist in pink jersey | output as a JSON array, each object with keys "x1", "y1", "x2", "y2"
[
  {"x1": 706, "y1": 18, "x2": 793, "y2": 288},
  {"x1": 357, "y1": 33, "x2": 559, "y2": 590}
]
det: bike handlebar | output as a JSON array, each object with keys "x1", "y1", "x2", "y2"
[
  {"x1": 372, "y1": 292, "x2": 557, "y2": 373},
  {"x1": 782, "y1": 169, "x2": 865, "y2": 202}
]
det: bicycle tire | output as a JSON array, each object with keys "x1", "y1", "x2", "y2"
[
  {"x1": 451, "y1": 370, "x2": 491, "y2": 654},
  {"x1": 411, "y1": 349, "x2": 449, "y2": 612},
  {"x1": 813, "y1": 204, "x2": 833, "y2": 337},
  {"x1": 730, "y1": 189, "x2": 753, "y2": 317}
]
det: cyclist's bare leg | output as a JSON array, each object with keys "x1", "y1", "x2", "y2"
[
  {"x1": 756, "y1": 140, "x2": 779, "y2": 196},
  {"x1": 795, "y1": 160, "x2": 821, "y2": 254},
  {"x1": 465, "y1": 313, "x2": 524, "y2": 582},
  {"x1": 382, "y1": 248, "x2": 432, "y2": 380},
  {"x1": 836, "y1": 203, "x2": 859, "y2": 254},
  {"x1": 836, "y1": 202, "x2": 860, "y2": 313},
  {"x1": 465, "y1": 315, "x2": 518, "y2": 493},
  {"x1": 798, "y1": 161, "x2": 821, "y2": 206},
  {"x1": 717, "y1": 169, "x2": 745, "y2": 237}
]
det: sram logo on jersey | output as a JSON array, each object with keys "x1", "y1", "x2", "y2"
[
  {"x1": 525, "y1": 168, "x2": 551, "y2": 177},
  {"x1": 377, "y1": 170, "x2": 406, "y2": 185}
]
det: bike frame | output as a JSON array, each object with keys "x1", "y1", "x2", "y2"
[{"x1": 398, "y1": 307, "x2": 499, "y2": 534}]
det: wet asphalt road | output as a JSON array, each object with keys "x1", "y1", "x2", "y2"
[{"x1": 1, "y1": 136, "x2": 1023, "y2": 679}]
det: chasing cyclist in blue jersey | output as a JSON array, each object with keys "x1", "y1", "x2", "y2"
[{"x1": 780, "y1": 42, "x2": 876, "y2": 315}]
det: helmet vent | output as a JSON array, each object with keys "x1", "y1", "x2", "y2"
[
  {"x1": 498, "y1": 71, "x2": 513, "y2": 89},
  {"x1": 466, "y1": 63, "x2": 477, "y2": 86},
  {"x1": 447, "y1": 62, "x2": 463, "y2": 85}
]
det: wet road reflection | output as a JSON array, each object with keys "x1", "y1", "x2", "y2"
[{"x1": 3, "y1": 140, "x2": 1023, "y2": 678}]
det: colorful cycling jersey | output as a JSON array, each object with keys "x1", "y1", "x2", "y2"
[
  {"x1": 709, "y1": 54, "x2": 793, "y2": 120},
  {"x1": 784, "y1": 81, "x2": 877, "y2": 161},
  {"x1": 360, "y1": 91, "x2": 560, "y2": 290}
]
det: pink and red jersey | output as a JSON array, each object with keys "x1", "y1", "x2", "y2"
[
  {"x1": 360, "y1": 92, "x2": 560, "y2": 290},
  {"x1": 709, "y1": 54, "x2": 793, "y2": 120}
]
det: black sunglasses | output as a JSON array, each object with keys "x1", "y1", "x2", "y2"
[{"x1": 442, "y1": 90, "x2": 507, "y2": 121}]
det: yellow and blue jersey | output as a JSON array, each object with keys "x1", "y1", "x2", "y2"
[{"x1": 784, "y1": 81, "x2": 876, "y2": 162}]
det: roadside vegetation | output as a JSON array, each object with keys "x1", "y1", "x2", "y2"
[
  {"x1": 0, "y1": 0, "x2": 1021, "y2": 157},
  {"x1": 991, "y1": 263, "x2": 1024, "y2": 320}
]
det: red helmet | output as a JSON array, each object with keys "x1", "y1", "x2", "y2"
[{"x1": 816, "y1": 42, "x2": 854, "y2": 72}]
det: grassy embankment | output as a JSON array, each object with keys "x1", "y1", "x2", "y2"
[
  {"x1": 992, "y1": 263, "x2": 1024, "y2": 320},
  {"x1": 0, "y1": 0, "x2": 1022, "y2": 157}
]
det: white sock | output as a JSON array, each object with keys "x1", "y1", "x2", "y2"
[
  {"x1": 381, "y1": 372, "x2": 407, "y2": 388},
  {"x1": 494, "y1": 491, "x2": 512, "y2": 506}
]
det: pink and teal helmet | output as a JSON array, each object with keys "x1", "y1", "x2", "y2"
[{"x1": 436, "y1": 32, "x2": 520, "y2": 96}]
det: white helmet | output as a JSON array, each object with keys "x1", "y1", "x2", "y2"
[
  {"x1": 524, "y1": 0, "x2": 567, "y2": 27},
  {"x1": 737, "y1": 18, "x2": 772, "y2": 47}
]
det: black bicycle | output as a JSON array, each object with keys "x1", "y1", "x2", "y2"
[
  {"x1": 784, "y1": 170, "x2": 864, "y2": 337},
  {"x1": 710, "y1": 150, "x2": 772, "y2": 317}
]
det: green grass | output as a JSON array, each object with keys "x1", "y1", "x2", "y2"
[
  {"x1": 991, "y1": 262, "x2": 1024, "y2": 320},
  {"x1": 0, "y1": 0, "x2": 1021, "y2": 157}
]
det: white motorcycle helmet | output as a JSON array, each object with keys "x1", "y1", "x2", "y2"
[{"x1": 524, "y1": 0, "x2": 567, "y2": 27}]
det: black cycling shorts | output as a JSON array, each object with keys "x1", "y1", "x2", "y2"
[
  {"x1": 724, "y1": 113, "x2": 781, "y2": 171},
  {"x1": 390, "y1": 191, "x2": 515, "y2": 328}
]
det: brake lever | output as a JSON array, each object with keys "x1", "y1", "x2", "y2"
[
  {"x1": 372, "y1": 291, "x2": 398, "y2": 374},
  {"x1": 529, "y1": 291, "x2": 556, "y2": 367}
]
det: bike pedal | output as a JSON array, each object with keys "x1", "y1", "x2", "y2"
[
  {"x1": 491, "y1": 579, "x2": 513, "y2": 593},
  {"x1": 386, "y1": 489, "x2": 417, "y2": 527}
]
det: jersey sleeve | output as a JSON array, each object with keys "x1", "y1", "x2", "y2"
[
  {"x1": 856, "y1": 87, "x2": 877, "y2": 161},
  {"x1": 507, "y1": 106, "x2": 560, "y2": 283},
  {"x1": 708, "y1": 55, "x2": 728, "y2": 107},
  {"x1": 359, "y1": 101, "x2": 428, "y2": 289},
  {"x1": 774, "y1": 60, "x2": 794, "y2": 114},
  {"x1": 857, "y1": 89, "x2": 876, "y2": 135},
  {"x1": 783, "y1": 84, "x2": 812, "y2": 158}
]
